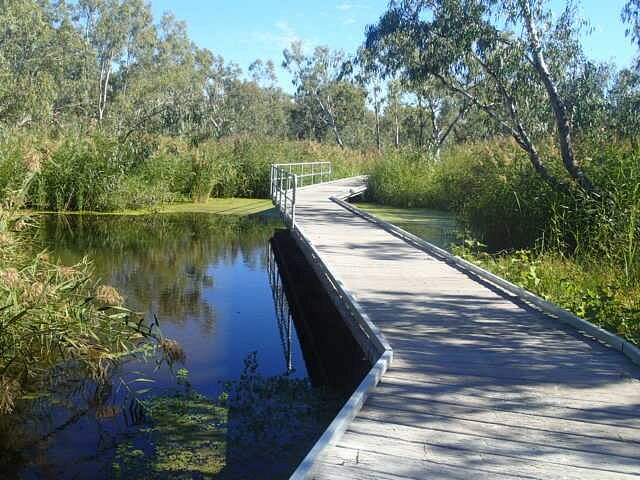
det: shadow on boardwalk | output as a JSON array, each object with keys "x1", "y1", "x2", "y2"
[{"x1": 289, "y1": 178, "x2": 640, "y2": 479}]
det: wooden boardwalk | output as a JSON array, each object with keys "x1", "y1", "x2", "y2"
[{"x1": 288, "y1": 176, "x2": 640, "y2": 479}]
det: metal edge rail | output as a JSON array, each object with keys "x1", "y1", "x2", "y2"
[
  {"x1": 331, "y1": 195, "x2": 640, "y2": 368},
  {"x1": 286, "y1": 186, "x2": 392, "y2": 480},
  {"x1": 270, "y1": 165, "x2": 297, "y2": 229},
  {"x1": 270, "y1": 162, "x2": 333, "y2": 230}
]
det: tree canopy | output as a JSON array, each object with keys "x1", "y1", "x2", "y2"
[{"x1": 0, "y1": 0, "x2": 639, "y2": 154}]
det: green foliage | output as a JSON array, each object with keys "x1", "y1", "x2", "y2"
[
  {"x1": 283, "y1": 42, "x2": 368, "y2": 148},
  {"x1": 366, "y1": 149, "x2": 436, "y2": 208},
  {"x1": 367, "y1": 138, "x2": 640, "y2": 272},
  {"x1": 2, "y1": 133, "x2": 375, "y2": 211},
  {"x1": 112, "y1": 353, "x2": 341, "y2": 479},
  {"x1": 0, "y1": 135, "x2": 30, "y2": 196},
  {"x1": 364, "y1": 0, "x2": 601, "y2": 192},
  {"x1": 453, "y1": 247, "x2": 640, "y2": 345},
  {"x1": 367, "y1": 139, "x2": 558, "y2": 249},
  {"x1": 0, "y1": 177, "x2": 170, "y2": 414},
  {"x1": 31, "y1": 133, "x2": 126, "y2": 210},
  {"x1": 623, "y1": 0, "x2": 640, "y2": 59}
]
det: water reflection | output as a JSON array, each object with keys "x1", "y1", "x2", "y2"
[
  {"x1": 267, "y1": 243, "x2": 294, "y2": 375},
  {"x1": 38, "y1": 214, "x2": 282, "y2": 333},
  {"x1": 2, "y1": 212, "x2": 338, "y2": 479}
]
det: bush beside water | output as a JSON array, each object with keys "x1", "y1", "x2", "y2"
[
  {"x1": 0, "y1": 132, "x2": 377, "y2": 212},
  {"x1": 0, "y1": 173, "x2": 176, "y2": 416}
]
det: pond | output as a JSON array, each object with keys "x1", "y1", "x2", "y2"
[
  {"x1": 1, "y1": 213, "x2": 352, "y2": 480},
  {"x1": 353, "y1": 203, "x2": 463, "y2": 250}
]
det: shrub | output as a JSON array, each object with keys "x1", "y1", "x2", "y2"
[
  {"x1": 2, "y1": 131, "x2": 376, "y2": 210},
  {"x1": 0, "y1": 176, "x2": 174, "y2": 414},
  {"x1": 366, "y1": 137, "x2": 640, "y2": 264}
]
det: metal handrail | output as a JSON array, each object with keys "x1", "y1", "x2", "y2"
[
  {"x1": 270, "y1": 162, "x2": 332, "y2": 229},
  {"x1": 267, "y1": 242, "x2": 293, "y2": 374}
]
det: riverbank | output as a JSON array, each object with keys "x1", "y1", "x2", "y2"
[
  {"x1": 1, "y1": 133, "x2": 376, "y2": 213},
  {"x1": 25, "y1": 197, "x2": 275, "y2": 217},
  {"x1": 0, "y1": 183, "x2": 171, "y2": 417}
]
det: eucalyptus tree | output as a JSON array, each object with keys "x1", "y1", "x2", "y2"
[
  {"x1": 283, "y1": 42, "x2": 367, "y2": 148},
  {"x1": 365, "y1": 0, "x2": 597, "y2": 193},
  {"x1": 74, "y1": 0, "x2": 125, "y2": 122},
  {"x1": 623, "y1": 0, "x2": 640, "y2": 51},
  {"x1": 385, "y1": 79, "x2": 404, "y2": 148},
  {"x1": 152, "y1": 13, "x2": 214, "y2": 136},
  {"x1": 355, "y1": 48, "x2": 386, "y2": 150},
  {"x1": 114, "y1": 0, "x2": 156, "y2": 100},
  {"x1": 562, "y1": 61, "x2": 612, "y2": 138},
  {"x1": 244, "y1": 59, "x2": 292, "y2": 137},
  {"x1": 0, "y1": 0, "x2": 86, "y2": 127},
  {"x1": 407, "y1": 78, "x2": 469, "y2": 158},
  {"x1": 200, "y1": 54, "x2": 242, "y2": 138},
  {"x1": 249, "y1": 59, "x2": 278, "y2": 88},
  {"x1": 608, "y1": 68, "x2": 640, "y2": 145},
  {"x1": 116, "y1": 12, "x2": 219, "y2": 138}
]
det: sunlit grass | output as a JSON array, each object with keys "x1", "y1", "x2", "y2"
[{"x1": 27, "y1": 198, "x2": 275, "y2": 217}]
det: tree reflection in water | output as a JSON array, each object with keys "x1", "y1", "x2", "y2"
[
  {"x1": 0, "y1": 212, "x2": 338, "y2": 479},
  {"x1": 38, "y1": 213, "x2": 281, "y2": 334}
]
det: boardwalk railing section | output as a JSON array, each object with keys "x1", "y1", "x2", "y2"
[
  {"x1": 270, "y1": 162, "x2": 332, "y2": 229},
  {"x1": 266, "y1": 243, "x2": 294, "y2": 374}
]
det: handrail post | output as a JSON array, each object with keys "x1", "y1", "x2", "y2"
[
  {"x1": 284, "y1": 174, "x2": 288, "y2": 225},
  {"x1": 270, "y1": 165, "x2": 275, "y2": 201},
  {"x1": 292, "y1": 174, "x2": 297, "y2": 230}
]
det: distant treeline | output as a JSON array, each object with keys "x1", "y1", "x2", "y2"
[{"x1": 2, "y1": 0, "x2": 638, "y2": 156}]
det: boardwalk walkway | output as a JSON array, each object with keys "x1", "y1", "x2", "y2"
[{"x1": 288, "y1": 176, "x2": 640, "y2": 479}]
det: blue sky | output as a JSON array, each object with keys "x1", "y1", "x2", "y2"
[{"x1": 149, "y1": 1, "x2": 637, "y2": 92}]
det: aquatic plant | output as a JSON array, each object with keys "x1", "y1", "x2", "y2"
[
  {"x1": 112, "y1": 390, "x2": 228, "y2": 479},
  {"x1": 112, "y1": 353, "x2": 341, "y2": 479},
  {"x1": 0, "y1": 173, "x2": 177, "y2": 414}
]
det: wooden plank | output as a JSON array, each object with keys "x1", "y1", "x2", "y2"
[
  {"x1": 281, "y1": 176, "x2": 640, "y2": 479},
  {"x1": 366, "y1": 389, "x2": 640, "y2": 432},
  {"x1": 360, "y1": 396, "x2": 640, "y2": 444},
  {"x1": 316, "y1": 447, "x2": 523, "y2": 480},
  {"x1": 379, "y1": 375, "x2": 640, "y2": 418},
  {"x1": 353, "y1": 405, "x2": 640, "y2": 458},
  {"x1": 318, "y1": 443, "x2": 639, "y2": 480},
  {"x1": 329, "y1": 429, "x2": 640, "y2": 479},
  {"x1": 342, "y1": 418, "x2": 640, "y2": 474},
  {"x1": 382, "y1": 368, "x2": 640, "y2": 403}
]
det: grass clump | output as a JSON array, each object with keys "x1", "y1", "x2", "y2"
[
  {"x1": 0, "y1": 131, "x2": 378, "y2": 212},
  {"x1": 0, "y1": 173, "x2": 174, "y2": 414}
]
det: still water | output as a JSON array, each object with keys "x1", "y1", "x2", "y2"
[{"x1": 2, "y1": 213, "x2": 344, "y2": 479}]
